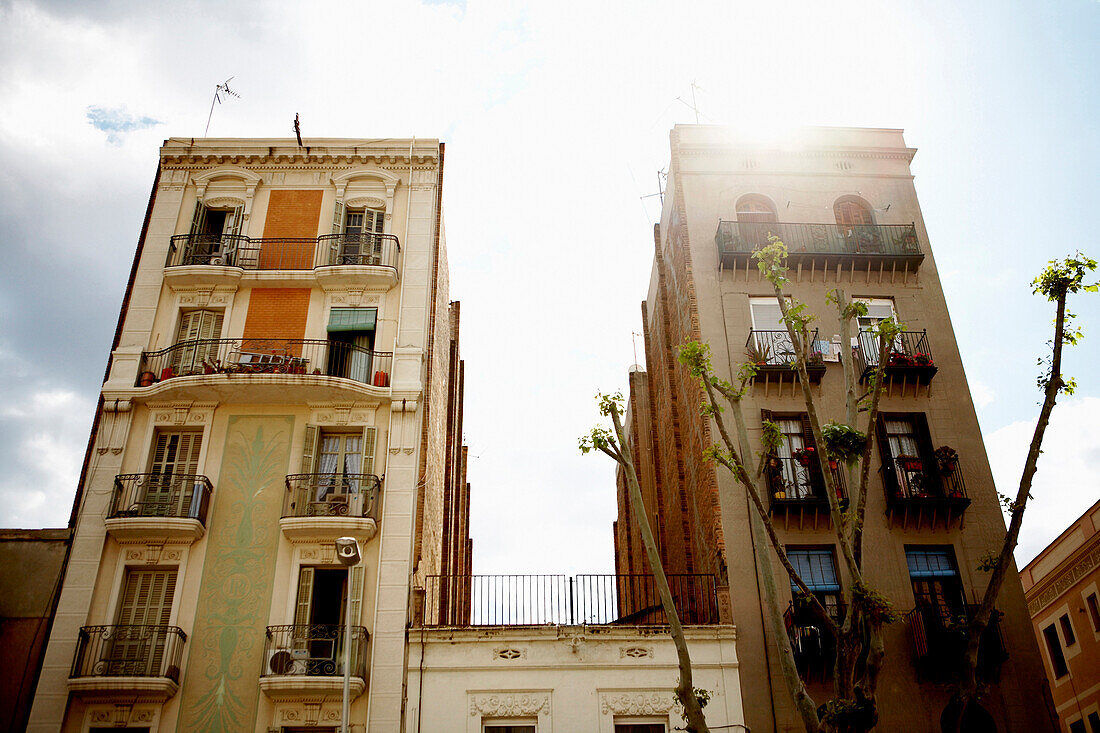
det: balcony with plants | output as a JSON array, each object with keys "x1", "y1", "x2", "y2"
[
  {"x1": 881, "y1": 445, "x2": 970, "y2": 526},
  {"x1": 784, "y1": 596, "x2": 845, "y2": 682},
  {"x1": 280, "y1": 473, "x2": 382, "y2": 540},
  {"x1": 715, "y1": 221, "x2": 924, "y2": 271},
  {"x1": 134, "y1": 338, "x2": 392, "y2": 402},
  {"x1": 259, "y1": 624, "x2": 369, "y2": 700},
  {"x1": 906, "y1": 604, "x2": 1008, "y2": 684},
  {"x1": 68, "y1": 624, "x2": 187, "y2": 701},
  {"x1": 104, "y1": 473, "x2": 213, "y2": 541},
  {"x1": 745, "y1": 329, "x2": 827, "y2": 385},
  {"x1": 853, "y1": 329, "x2": 938, "y2": 387},
  {"x1": 163, "y1": 232, "x2": 401, "y2": 290}
]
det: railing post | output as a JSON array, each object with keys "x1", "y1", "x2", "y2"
[{"x1": 568, "y1": 577, "x2": 575, "y2": 625}]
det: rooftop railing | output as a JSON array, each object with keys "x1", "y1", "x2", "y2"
[
  {"x1": 109, "y1": 473, "x2": 212, "y2": 524},
  {"x1": 166, "y1": 232, "x2": 401, "y2": 273},
  {"x1": 71, "y1": 625, "x2": 186, "y2": 681},
  {"x1": 420, "y1": 573, "x2": 719, "y2": 627},
  {"x1": 715, "y1": 221, "x2": 923, "y2": 269},
  {"x1": 283, "y1": 474, "x2": 382, "y2": 521},
  {"x1": 137, "y1": 338, "x2": 392, "y2": 388}
]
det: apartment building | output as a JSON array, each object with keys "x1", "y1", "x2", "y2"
[
  {"x1": 25, "y1": 137, "x2": 471, "y2": 732},
  {"x1": 614, "y1": 125, "x2": 1056, "y2": 732},
  {"x1": 1021, "y1": 500, "x2": 1100, "y2": 733}
]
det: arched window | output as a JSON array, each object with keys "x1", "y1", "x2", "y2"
[
  {"x1": 736, "y1": 195, "x2": 778, "y2": 223},
  {"x1": 833, "y1": 197, "x2": 874, "y2": 232}
]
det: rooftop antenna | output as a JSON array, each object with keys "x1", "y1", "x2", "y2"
[
  {"x1": 676, "y1": 80, "x2": 706, "y2": 123},
  {"x1": 294, "y1": 113, "x2": 303, "y2": 147},
  {"x1": 204, "y1": 77, "x2": 239, "y2": 137},
  {"x1": 631, "y1": 331, "x2": 643, "y2": 368}
]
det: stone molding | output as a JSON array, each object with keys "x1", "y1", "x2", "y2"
[
  {"x1": 307, "y1": 401, "x2": 380, "y2": 426},
  {"x1": 598, "y1": 689, "x2": 674, "y2": 716},
  {"x1": 148, "y1": 400, "x2": 218, "y2": 426},
  {"x1": 1027, "y1": 541, "x2": 1100, "y2": 614},
  {"x1": 468, "y1": 690, "x2": 550, "y2": 717}
]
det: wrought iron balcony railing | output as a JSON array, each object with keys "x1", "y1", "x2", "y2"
[
  {"x1": 261, "y1": 624, "x2": 368, "y2": 678},
  {"x1": 765, "y1": 456, "x2": 846, "y2": 509},
  {"x1": 137, "y1": 338, "x2": 392, "y2": 388},
  {"x1": 853, "y1": 330, "x2": 937, "y2": 385},
  {"x1": 907, "y1": 604, "x2": 1008, "y2": 683},
  {"x1": 109, "y1": 473, "x2": 212, "y2": 524},
  {"x1": 716, "y1": 221, "x2": 924, "y2": 269},
  {"x1": 166, "y1": 233, "x2": 401, "y2": 273},
  {"x1": 71, "y1": 625, "x2": 186, "y2": 681},
  {"x1": 746, "y1": 329, "x2": 826, "y2": 383},
  {"x1": 283, "y1": 474, "x2": 382, "y2": 521},
  {"x1": 881, "y1": 455, "x2": 969, "y2": 506},
  {"x1": 420, "y1": 573, "x2": 719, "y2": 627},
  {"x1": 784, "y1": 597, "x2": 845, "y2": 679}
]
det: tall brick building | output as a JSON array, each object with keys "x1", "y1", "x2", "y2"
[
  {"x1": 26, "y1": 137, "x2": 471, "y2": 732},
  {"x1": 614, "y1": 125, "x2": 1057, "y2": 732}
]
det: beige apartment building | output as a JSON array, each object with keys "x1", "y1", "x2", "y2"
[
  {"x1": 26, "y1": 137, "x2": 473, "y2": 732},
  {"x1": 1021, "y1": 500, "x2": 1100, "y2": 733},
  {"x1": 614, "y1": 125, "x2": 1057, "y2": 732}
]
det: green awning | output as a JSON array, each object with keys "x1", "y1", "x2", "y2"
[{"x1": 327, "y1": 308, "x2": 377, "y2": 332}]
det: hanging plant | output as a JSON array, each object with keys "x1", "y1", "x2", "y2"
[{"x1": 821, "y1": 421, "x2": 867, "y2": 464}]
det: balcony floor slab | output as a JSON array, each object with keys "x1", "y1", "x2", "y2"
[
  {"x1": 111, "y1": 374, "x2": 392, "y2": 405},
  {"x1": 104, "y1": 517, "x2": 205, "y2": 542},
  {"x1": 280, "y1": 516, "x2": 378, "y2": 542},
  {"x1": 259, "y1": 675, "x2": 365, "y2": 701},
  {"x1": 68, "y1": 676, "x2": 179, "y2": 703}
]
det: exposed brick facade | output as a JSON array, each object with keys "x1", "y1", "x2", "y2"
[{"x1": 241, "y1": 288, "x2": 311, "y2": 345}]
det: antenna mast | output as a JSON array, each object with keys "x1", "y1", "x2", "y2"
[{"x1": 205, "y1": 77, "x2": 240, "y2": 137}]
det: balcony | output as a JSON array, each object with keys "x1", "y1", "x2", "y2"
[
  {"x1": 69, "y1": 625, "x2": 186, "y2": 702},
  {"x1": 746, "y1": 329, "x2": 827, "y2": 385},
  {"x1": 419, "y1": 573, "x2": 720, "y2": 627},
  {"x1": 259, "y1": 624, "x2": 368, "y2": 701},
  {"x1": 104, "y1": 473, "x2": 212, "y2": 541},
  {"x1": 765, "y1": 456, "x2": 847, "y2": 529},
  {"x1": 715, "y1": 221, "x2": 924, "y2": 273},
  {"x1": 136, "y1": 338, "x2": 392, "y2": 402},
  {"x1": 907, "y1": 604, "x2": 1008, "y2": 683},
  {"x1": 853, "y1": 330, "x2": 937, "y2": 388},
  {"x1": 882, "y1": 455, "x2": 969, "y2": 528},
  {"x1": 280, "y1": 473, "x2": 382, "y2": 541},
  {"x1": 784, "y1": 598, "x2": 844, "y2": 681},
  {"x1": 164, "y1": 232, "x2": 401, "y2": 290}
]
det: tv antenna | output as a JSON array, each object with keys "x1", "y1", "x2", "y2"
[
  {"x1": 676, "y1": 80, "x2": 707, "y2": 123},
  {"x1": 631, "y1": 331, "x2": 643, "y2": 368},
  {"x1": 204, "y1": 77, "x2": 240, "y2": 136}
]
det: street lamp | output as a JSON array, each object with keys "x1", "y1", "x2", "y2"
[{"x1": 334, "y1": 536, "x2": 361, "y2": 733}]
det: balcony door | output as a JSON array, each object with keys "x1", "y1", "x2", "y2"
[
  {"x1": 293, "y1": 566, "x2": 362, "y2": 675},
  {"x1": 905, "y1": 547, "x2": 965, "y2": 626},
  {"x1": 145, "y1": 430, "x2": 202, "y2": 516},
  {"x1": 774, "y1": 417, "x2": 813, "y2": 499},
  {"x1": 170, "y1": 309, "x2": 224, "y2": 375},
  {"x1": 749, "y1": 298, "x2": 792, "y2": 365},
  {"x1": 855, "y1": 298, "x2": 897, "y2": 366},
  {"x1": 189, "y1": 200, "x2": 244, "y2": 264},
  {"x1": 316, "y1": 431, "x2": 362, "y2": 502},
  {"x1": 111, "y1": 568, "x2": 176, "y2": 677},
  {"x1": 340, "y1": 208, "x2": 384, "y2": 265},
  {"x1": 877, "y1": 414, "x2": 938, "y2": 498}
]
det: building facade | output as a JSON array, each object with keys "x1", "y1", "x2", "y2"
[
  {"x1": 26, "y1": 137, "x2": 471, "y2": 732},
  {"x1": 1021, "y1": 500, "x2": 1100, "y2": 733},
  {"x1": 614, "y1": 125, "x2": 1056, "y2": 732}
]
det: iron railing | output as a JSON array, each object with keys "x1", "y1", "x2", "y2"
[
  {"x1": 784, "y1": 597, "x2": 844, "y2": 679},
  {"x1": 109, "y1": 473, "x2": 212, "y2": 524},
  {"x1": 715, "y1": 221, "x2": 923, "y2": 264},
  {"x1": 420, "y1": 574, "x2": 719, "y2": 627},
  {"x1": 166, "y1": 233, "x2": 401, "y2": 274},
  {"x1": 283, "y1": 474, "x2": 382, "y2": 521},
  {"x1": 853, "y1": 330, "x2": 936, "y2": 383},
  {"x1": 765, "y1": 456, "x2": 846, "y2": 507},
  {"x1": 745, "y1": 329, "x2": 823, "y2": 367},
  {"x1": 907, "y1": 604, "x2": 1008, "y2": 682},
  {"x1": 138, "y1": 338, "x2": 392, "y2": 388},
  {"x1": 71, "y1": 625, "x2": 186, "y2": 680},
  {"x1": 881, "y1": 455, "x2": 968, "y2": 504},
  {"x1": 261, "y1": 624, "x2": 368, "y2": 677}
]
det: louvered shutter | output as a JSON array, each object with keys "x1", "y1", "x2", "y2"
[
  {"x1": 225, "y1": 205, "x2": 244, "y2": 236},
  {"x1": 189, "y1": 200, "x2": 207, "y2": 235},
  {"x1": 301, "y1": 425, "x2": 318, "y2": 473},
  {"x1": 172, "y1": 310, "x2": 222, "y2": 374},
  {"x1": 348, "y1": 565, "x2": 365, "y2": 627},
  {"x1": 361, "y1": 427, "x2": 377, "y2": 476},
  {"x1": 146, "y1": 431, "x2": 202, "y2": 515},
  {"x1": 332, "y1": 201, "x2": 345, "y2": 234},
  {"x1": 800, "y1": 414, "x2": 827, "y2": 497},
  {"x1": 366, "y1": 209, "x2": 385, "y2": 263},
  {"x1": 293, "y1": 566, "x2": 314, "y2": 652},
  {"x1": 876, "y1": 415, "x2": 898, "y2": 496},
  {"x1": 114, "y1": 569, "x2": 176, "y2": 676}
]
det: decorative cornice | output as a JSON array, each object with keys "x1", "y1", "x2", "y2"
[
  {"x1": 1026, "y1": 539, "x2": 1100, "y2": 615},
  {"x1": 468, "y1": 692, "x2": 550, "y2": 717},
  {"x1": 599, "y1": 690, "x2": 674, "y2": 716}
]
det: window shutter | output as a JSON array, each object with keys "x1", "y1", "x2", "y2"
[
  {"x1": 226, "y1": 205, "x2": 244, "y2": 236},
  {"x1": 292, "y1": 566, "x2": 314, "y2": 652},
  {"x1": 301, "y1": 425, "x2": 318, "y2": 473},
  {"x1": 361, "y1": 427, "x2": 377, "y2": 476},
  {"x1": 332, "y1": 201, "x2": 345, "y2": 234},
  {"x1": 189, "y1": 200, "x2": 207, "y2": 236},
  {"x1": 875, "y1": 415, "x2": 897, "y2": 495},
  {"x1": 366, "y1": 209, "x2": 384, "y2": 234},
  {"x1": 348, "y1": 565, "x2": 364, "y2": 626}
]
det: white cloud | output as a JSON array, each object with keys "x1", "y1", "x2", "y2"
[
  {"x1": 969, "y1": 379, "x2": 995, "y2": 409},
  {"x1": 986, "y1": 396, "x2": 1100, "y2": 566}
]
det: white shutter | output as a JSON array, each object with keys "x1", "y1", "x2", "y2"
[
  {"x1": 332, "y1": 201, "x2": 345, "y2": 234},
  {"x1": 348, "y1": 565, "x2": 365, "y2": 626},
  {"x1": 361, "y1": 427, "x2": 377, "y2": 476},
  {"x1": 366, "y1": 209, "x2": 384, "y2": 234},
  {"x1": 225, "y1": 205, "x2": 244, "y2": 236},
  {"x1": 189, "y1": 200, "x2": 207, "y2": 235},
  {"x1": 292, "y1": 566, "x2": 314, "y2": 653},
  {"x1": 301, "y1": 425, "x2": 319, "y2": 473}
]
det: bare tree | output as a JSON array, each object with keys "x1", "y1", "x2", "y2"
[
  {"x1": 949, "y1": 253, "x2": 1097, "y2": 730},
  {"x1": 580, "y1": 392, "x2": 711, "y2": 733}
]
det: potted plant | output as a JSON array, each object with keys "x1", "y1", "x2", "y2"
[
  {"x1": 773, "y1": 489, "x2": 786, "y2": 500},
  {"x1": 744, "y1": 340, "x2": 772, "y2": 366},
  {"x1": 821, "y1": 421, "x2": 868, "y2": 465},
  {"x1": 900, "y1": 456, "x2": 924, "y2": 472},
  {"x1": 138, "y1": 371, "x2": 157, "y2": 387},
  {"x1": 160, "y1": 366, "x2": 177, "y2": 381},
  {"x1": 767, "y1": 455, "x2": 780, "y2": 469},
  {"x1": 792, "y1": 446, "x2": 816, "y2": 467},
  {"x1": 807, "y1": 351, "x2": 826, "y2": 368},
  {"x1": 934, "y1": 446, "x2": 959, "y2": 473}
]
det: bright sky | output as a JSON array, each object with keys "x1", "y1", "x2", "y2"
[{"x1": 1, "y1": 0, "x2": 1097, "y2": 575}]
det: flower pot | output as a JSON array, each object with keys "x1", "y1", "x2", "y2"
[
  {"x1": 828, "y1": 459, "x2": 838, "y2": 470},
  {"x1": 139, "y1": 371, "x2": 157, "y2": 387},
  {"x1": 767, "y1": 457, "x2": 780, "y2": 469},
  {"x1": 773, "y1": 490, "x2": 786, "y2": 500},
  {"x1": 798, "y1": 458, "x2": 811, "y2": 467},
  {"x1": 160, "y1": 367, "x2": 176, "y2": 381}
]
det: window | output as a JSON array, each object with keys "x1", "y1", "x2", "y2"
[
  {"x1": 877, "y1": 414, "x2": 939, "y2": 499},
  {"x1": 1070, "y1": 721, "x2": 1086, "y2": 733},
  {"x1": 188, "y1": 200, "x2": 244, "y2": 264},
  {"x1": 788, "y1": 548, "x2": 842, "y2": 618},
  {"x1": 1088, "y1": 711, "x2": 1100, "y2": 733},
  {"x1": 735, "y1": 194, "x2": 777, "y2": 223},
  {"x1": 326, "y1": 308, "x2": 377, "y2": 383},
  {"x1": 749, "y1": 297, "x2": 792, "y2": 365},
  {"x1": 140, "y1": 430, "x2": 203, "y2": 517},
  {"x1": 762, "y1": 413, "x2": 820, "y2": 500},
  {"x1": 1087, "y1": 593, "x2": 1100, "y2": 632},
  {"x1": 854, "y1": 298, "x2": 897, "y2": 366},
  {"x1": 615, "y1": 724, "x2": 666, "y2": 733},
  {"x1": 1042, "y1": 622, "x2": 1069, "y2": 677},
  {"x1": 905, "y1": 547, "x2": 965, "y2": 626},
  {"x1": 1060, "y1": 613, "x2": 1077, "y2": 645},
  {"x1": 834, "y1": 197, "x2": 880, "y2": 252},
  {"x1": 170, "y1": 309, "x2": 224, "y2": 375},
  {"x1": 298, "y1": 425, "x2": 378, "y2": 515},
  {"x1": 333, "y1": 205, "x2": 385, "y2": 265},
  {"x1": 483, "y1": 725, "x2": 536, "y2": 733}
]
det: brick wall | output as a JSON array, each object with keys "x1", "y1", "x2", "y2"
[
  {"x1": 260, "y1": 189, "x2": 323, "y2": 268},
  {"x1": 241, "y1": 289, "x2": 311, "y2": 348}
]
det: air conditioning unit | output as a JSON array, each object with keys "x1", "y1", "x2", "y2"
[
  {"x1": 208, "y1": 256, "x2": 225, "y2": 266},
  {"x1": 266, "y1": 648, "x2": 307, "y2": 675}
]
